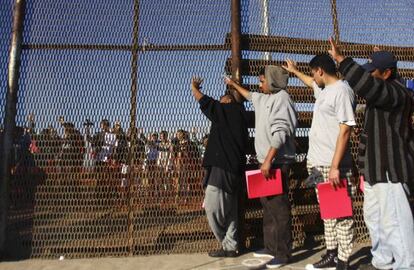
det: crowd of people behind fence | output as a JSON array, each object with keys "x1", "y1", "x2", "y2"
[{"x1": 0, "y1": 116, "x2": 211, "y2": 204}]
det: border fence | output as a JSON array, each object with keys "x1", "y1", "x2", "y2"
[{"x1": 0, "y1": 0, "x2": 413, "y2": 259}]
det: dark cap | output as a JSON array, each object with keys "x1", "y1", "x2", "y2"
[{"x1": 362, "y1": 51, "x2": 397, "y2": 72}]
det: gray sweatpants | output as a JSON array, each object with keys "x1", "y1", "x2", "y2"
[
  {"x1": 204, "y1": 184, "x2": 238, "y2": 251},
  {"x1": 364, "y1": 181, "x2": 414, "y2": 270}
]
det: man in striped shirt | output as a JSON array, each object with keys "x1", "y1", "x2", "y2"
[{"x1": 329, "y1": 38, "x2": 414, "y2": 270}]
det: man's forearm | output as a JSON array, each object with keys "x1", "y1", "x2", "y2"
[
  {"x1": 292, "y1": 69, "x2": 313, "y2": 88},
  {"x1": 191, "y1": 87, "x2": 204, "y2": 101},
  {"x1": 331, "y1": 125, "x2": 352, "y2": 169},
  {"x1": 264, "y1": 147, "x2": 278, "y2": 164},
  {"x1": 231, "y1": 83, "x2": 251, "y2": 100}
]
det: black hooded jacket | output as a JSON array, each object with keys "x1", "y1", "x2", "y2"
[{"x1": 199, "y1": 95, "x2": 248, "y2": 175}]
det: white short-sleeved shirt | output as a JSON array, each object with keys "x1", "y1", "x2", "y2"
[{"x1": 307, "y1": 80, "x2": 356, "y2": 167}]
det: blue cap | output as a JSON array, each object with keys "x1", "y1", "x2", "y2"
[{"x1": 362, "y1": 51, "x2": 397, "y2": 72}]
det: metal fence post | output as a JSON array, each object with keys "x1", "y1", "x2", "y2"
[
  {"x1": 330, "y1": 0, "x2": 340, "y2": 42},
  {"x1": 0, "y1": 0, "x2": 26, "y2": 258},
  {"x1": 230, "y1": 0, "x2": 248, "y2": 252},
  {"x1": 230, "y1": 0, "x2": 243, "y2": 103},
  {"x1": 127, "y1": 0, "x2": 140, "y2": 256}
]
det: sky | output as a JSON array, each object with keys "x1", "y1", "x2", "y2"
[{"x1": 1, "y1": 0, "x2": 413, "y2": 137}]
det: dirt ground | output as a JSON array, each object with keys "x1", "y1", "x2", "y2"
[{"x1": 0, "y1": 243, "x2": 371, "y2": 270}]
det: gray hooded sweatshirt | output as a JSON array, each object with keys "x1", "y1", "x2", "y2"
[{"x1": 247, "y1": 65, "x2": 298, "y2": 164}]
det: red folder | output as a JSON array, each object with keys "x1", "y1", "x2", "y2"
[
  {"x1": 245, "y1": 169, "x2": 283, "y2": 199},
  {"x1": 359, "y1": 175, "x2": 365, "y2": 193},
  {"x1": 317, "y1": 179, "x2": 353, "y2": 219}
]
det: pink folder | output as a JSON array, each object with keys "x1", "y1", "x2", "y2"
[
  {"x1": 245, "y1": 169, "x2": 283, "y2": 199},
  {"x1": 317, "y1": 179, "x2": 353, "y2": 219},
  {"x1": 359, "y1": 175, "x2": 365, "y2": 193}
]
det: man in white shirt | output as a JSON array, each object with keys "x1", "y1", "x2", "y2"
[{"x1": 283, "y1": 54, "x2": 356, "y2": 270}]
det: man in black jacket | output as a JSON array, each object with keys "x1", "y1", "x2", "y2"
[
  {"x1": 191, "y1": 77, "x2": 248, "y2": 258},
  {"x1": 329, "y1": 38, "x2": 414, "y2": 270}
]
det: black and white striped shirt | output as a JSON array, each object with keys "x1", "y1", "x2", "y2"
[{"x1": 339, "y1": 58, "x2": 414, "y2": 188}]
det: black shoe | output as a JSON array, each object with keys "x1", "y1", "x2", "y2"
[
  {"x1": 225, "y1": 250, "x2": 239, "y2": 257},
  {"x1": 336, "y1": 259, "x2": 348, "y2": 270},
  {"x1": 359, "y1": 263, "x2": 391, "y2": 270},
  {"x1": 305, "y1": 250, "x2": 337, "y2": 270},
  {"x1": 208, "y1": 248, "x2": 238, "y2": 258},
  {"x1": 208, "y1": 248, "x2": 226, "y2": 257},
  {"x1": 265, "y1": 258, "x2": 289, "y2": 269},
  {"x1": 320, "y1": 248, "x2": 338, "y2": 258}
]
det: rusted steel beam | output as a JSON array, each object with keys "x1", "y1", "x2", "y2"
[
  {"x1": 21, "y1": 35, "x2": 414, "y2": 63},
  {"x1": 226, "y1": 34, "x2": 414, "y2": 62},
  {"x1": 330, "y1": 0, "x2": 340, "y2": 42},
  {"x1": 230, "y1": 0, "x2": 243, "y2": 103},
  {"x1": 225, "y1": 58, "x2": 311, "y2": 76},
  {"x1": 127, "y1": 0, "x2": 140, "y2": 256},
  {"x1": 22, "y1": 43, "x2": 229, "y2": 52},
  {"x1": 226, "y1": 58, "x2": 414, "y2": 79},
  {"x1": 243, "y1": 85, "x2": 365, "y2": 104}
]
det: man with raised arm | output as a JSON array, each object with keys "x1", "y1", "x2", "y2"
[
  {"x1": 191, "y1": 77, "x2": 248, "y2": 258},
  {"x1": 225, "y1": 66, "x2": 297, "y2": 269},
  {"x1": 282, "y1": 54, "x2": 356, "y2": 270},
  {"x1": 328, "y1": 38, "x2": 414, "y2": 270}
]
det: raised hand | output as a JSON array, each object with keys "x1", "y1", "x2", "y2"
[
  {"x1": 191, "y1": 76, "x2": 203, "y2": 90},
  {"x1": 328, "y1": 37, "x2": 345, "y2": 63},
  {"x1": 28, "y1": 113, "x2": 35, "y2": 122},
  {"x1": 191, "y1": 76, "x2": 204, "y2": 101},
  {"x1": 282, "y1": 58, "x2": 299, "y2": 73},
  {"x1": 223, "y1": 75, "x2": 236, "y2": 87}
]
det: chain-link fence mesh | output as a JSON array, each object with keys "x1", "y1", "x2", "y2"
[{"x1": 1, "y1": 0, "x2": 413, "y2": 259}]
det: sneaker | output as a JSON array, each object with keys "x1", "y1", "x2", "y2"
[
  {"x1": 359, "y1": 263, "x2": 391, "y2": 270},
  {"x1": 208, "y1": 248, "x2": 238, "y2": 258},
  {"x1": 305, "y1": 251, "x2": 337, "y2": 270},
  {"x1": 320, "y1": 248, "x2": 337, "y2": 258},
  {"x1": 336, "y1": 259, "x2": 348, "y2": 270},
  {"x1": 253, "y1": 248, "x2": 274, "y2": 259},
  {"x1": 265, "y1": 258, "x2": 288, "y2": 269}
]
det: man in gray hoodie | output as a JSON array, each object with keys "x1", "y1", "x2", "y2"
[{"x1": 225, "y1": 65, "x2": 298, "y2": 269}]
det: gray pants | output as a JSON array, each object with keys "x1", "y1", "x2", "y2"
[
  {"x1": 204, "y1": 185, "x2": 238, "y2": 251},
  {"x1": 364, "y1": 181, "x2": 414, "y2": 270}
]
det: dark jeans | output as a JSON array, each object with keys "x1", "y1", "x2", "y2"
[{"x1": 259, "y1": 164, "x2": 292, "y2": 261}]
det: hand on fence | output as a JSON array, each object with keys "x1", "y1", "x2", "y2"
[
  {"x1": 223, "y1": 76, "x2": 236, "y2": 87},
  {"x1": 27, "y1": 113, "x2": 35, "y2": 123},
  {"x1": 328, "y1": 37, "x2": 345, "y2": 64},
  {"x1": 373, "y1": 46, "x2": 381, "y2": 52},
  {"x1": 191, "y1": 77, "x2": 203, "y2": 90},
  {"x1": 191, "y1": 77, "x2": 204, "y2": 101},
  {"x1": 282, "y1": 59, "x2": 298, "y2": 73}
]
